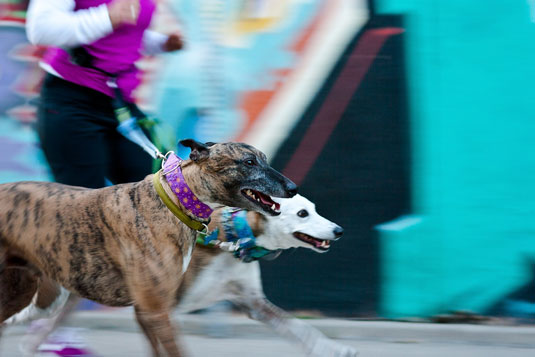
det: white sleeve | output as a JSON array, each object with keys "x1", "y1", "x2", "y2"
[
  {"x1": 26, "y1": 0, "x2": 114, "y2": 47},
  {"x1": 142, "y1": 30, "x2": 168, "y2": 55}
]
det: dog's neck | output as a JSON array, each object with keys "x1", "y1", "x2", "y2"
[
  {"x1": 159, "y1": 154, "x2": 214, "y2": 223},
  {"x1": 245, "y1": 211, "x2": 266, "y2": 237},
  {"x1": 212, "y1": 211, "x2": 266, "y2": 241},
  {"x1": 177, "y1": 159, "x2": 229, "y2": 211},
  {"x1": 198, "y1": 209, "x2": 278, "y2": 262}
]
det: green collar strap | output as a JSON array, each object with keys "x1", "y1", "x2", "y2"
[{"x1": 153, "y1": 170, "x2": 207, "y2": 232}]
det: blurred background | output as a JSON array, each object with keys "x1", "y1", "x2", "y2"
[{"x1": 1, "y1": 0, "x2": 534, "y2": 322}]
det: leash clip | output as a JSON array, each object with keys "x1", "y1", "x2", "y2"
[
  {"x1": 154, "y1": 150, "x2": 165, "y2": 160},
  {"x1": 161, "y1": 151, "x2": 180, "y2": 175},
  {"x1": 196, "y1": 223, "x2": 211, "y2": 236}
]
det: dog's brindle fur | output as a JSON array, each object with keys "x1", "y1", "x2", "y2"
[
  {"x1": 7, "y1": 196, "x2": 357, "y2": 357},
  {"x1": 0, "y1": 140, "x2": 296, "y2": 356}
]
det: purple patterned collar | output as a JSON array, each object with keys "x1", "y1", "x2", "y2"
[{"x1": 162, "y1": 153, "x2": 213, "y2": 220}]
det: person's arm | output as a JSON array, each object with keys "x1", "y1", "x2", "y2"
[
  {"x1": 26, "y1": 0, "x2": 140, "y2": 47},
  {"x1": 26, "y1": 0, "x2": 113, "y2": 47}
]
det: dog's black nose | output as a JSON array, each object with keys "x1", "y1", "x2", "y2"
[
  {"x1": 333, "y1": 226, "x2": 344, "y2": 239},
  {"x1": 285, "y1": 181, "x2": 298, "y2": 197}
]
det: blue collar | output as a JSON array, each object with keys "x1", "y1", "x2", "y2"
[{"x1": 196, "y1": 208, "x2": 281, "y2": 262}]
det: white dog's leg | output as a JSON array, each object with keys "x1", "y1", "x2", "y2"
[
  {"x1": 20, "y1": 293, "x2": 81, "y2": 355},
  {"x1": 237, "y1": 297, "x2": 358, "y2": 357},
  {"x1": 5, "y1": 287, "x2": 68, "y2": 326}
]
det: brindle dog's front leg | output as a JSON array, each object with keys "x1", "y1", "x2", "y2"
[
  {"x1": 134, "y1": 307, "x2": 183, "y2": 357},
  {"x1": 134, "y1": 305, "x2": 160, "y2": 356},
  {"x1": 128, "y1": 252, "x2": 185, "y2": 357}
]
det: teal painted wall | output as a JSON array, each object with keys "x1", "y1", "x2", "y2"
[{"x1": 376, "y1": 0, "x2": 535, "y2": 317}]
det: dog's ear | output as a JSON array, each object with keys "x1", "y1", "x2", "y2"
[{"x1": 179, "y1": 139, "x2": 210, "y2": 162}]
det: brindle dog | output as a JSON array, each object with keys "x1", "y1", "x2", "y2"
[{"x1": 0, "y1": 139, "x2": 297, "y2": 356}]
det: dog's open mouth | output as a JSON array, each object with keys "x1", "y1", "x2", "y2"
[
  {"x1": 242, "y1": 189, "x2": 281, "y2": 215},
  {"x1": 293, "y1": 232, "x2": 331, "y2": 251}
]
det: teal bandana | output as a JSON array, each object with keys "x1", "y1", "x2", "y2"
[{"x1": 196, "y1": 208, "x2": 281, "y2": 262}]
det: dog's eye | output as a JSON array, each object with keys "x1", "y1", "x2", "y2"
[
  {"x1": 297, "y1": 210, "x2": 309, "y2": 218},
  {"x1": 244, "y1": 159, "x2": 256, "y2": 167}
]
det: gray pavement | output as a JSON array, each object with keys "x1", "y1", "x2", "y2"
[{"x1": 1, "y1": 308, "x2": 534, "y2": 356}]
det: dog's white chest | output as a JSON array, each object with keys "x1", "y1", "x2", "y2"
[{"x1": 182, "y1": 244, "x2": 193, "y2": 273}]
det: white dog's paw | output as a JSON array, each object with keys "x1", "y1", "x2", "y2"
[{"x1": 308, "y1": 339, "x2": 358, "y2": 357}]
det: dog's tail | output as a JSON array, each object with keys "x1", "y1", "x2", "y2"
[{"x1": 3, "y1": 287, "x2": 69, "y2": 326}]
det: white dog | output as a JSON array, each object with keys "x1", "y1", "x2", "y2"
[{"x1": 9, "y1": 194, "x2": 357, "y2": 357}]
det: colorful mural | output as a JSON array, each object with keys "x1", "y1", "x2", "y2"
[
  {"x1": 0, "y1": 1, "x2": 50, "y2": 183},
  {"x1": 0, "y1": 0, "x2": 366, "y2": 179},
  {"x1": 154, "y1": 0, "x2": 368, "y2": 158}
]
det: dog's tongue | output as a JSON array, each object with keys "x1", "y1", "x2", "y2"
[{"x1": 258, "y1": 192, "x2": 280, "y2": 210}]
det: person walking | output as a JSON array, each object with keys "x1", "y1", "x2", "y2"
[{"x1": 27, "y1": 0, "x2": 183, "y2": 188}]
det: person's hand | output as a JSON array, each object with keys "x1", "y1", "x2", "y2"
[
  {"x1": 107, "y1": 0, "x2": 140, "y2": 29},
  {"x1": 163, "y1": 33, "x2": 184, "y2": 52}
]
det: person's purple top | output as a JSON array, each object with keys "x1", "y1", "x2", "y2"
[{"x1": 42, "y1": 0, "x2": 156, "y2": 102}]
